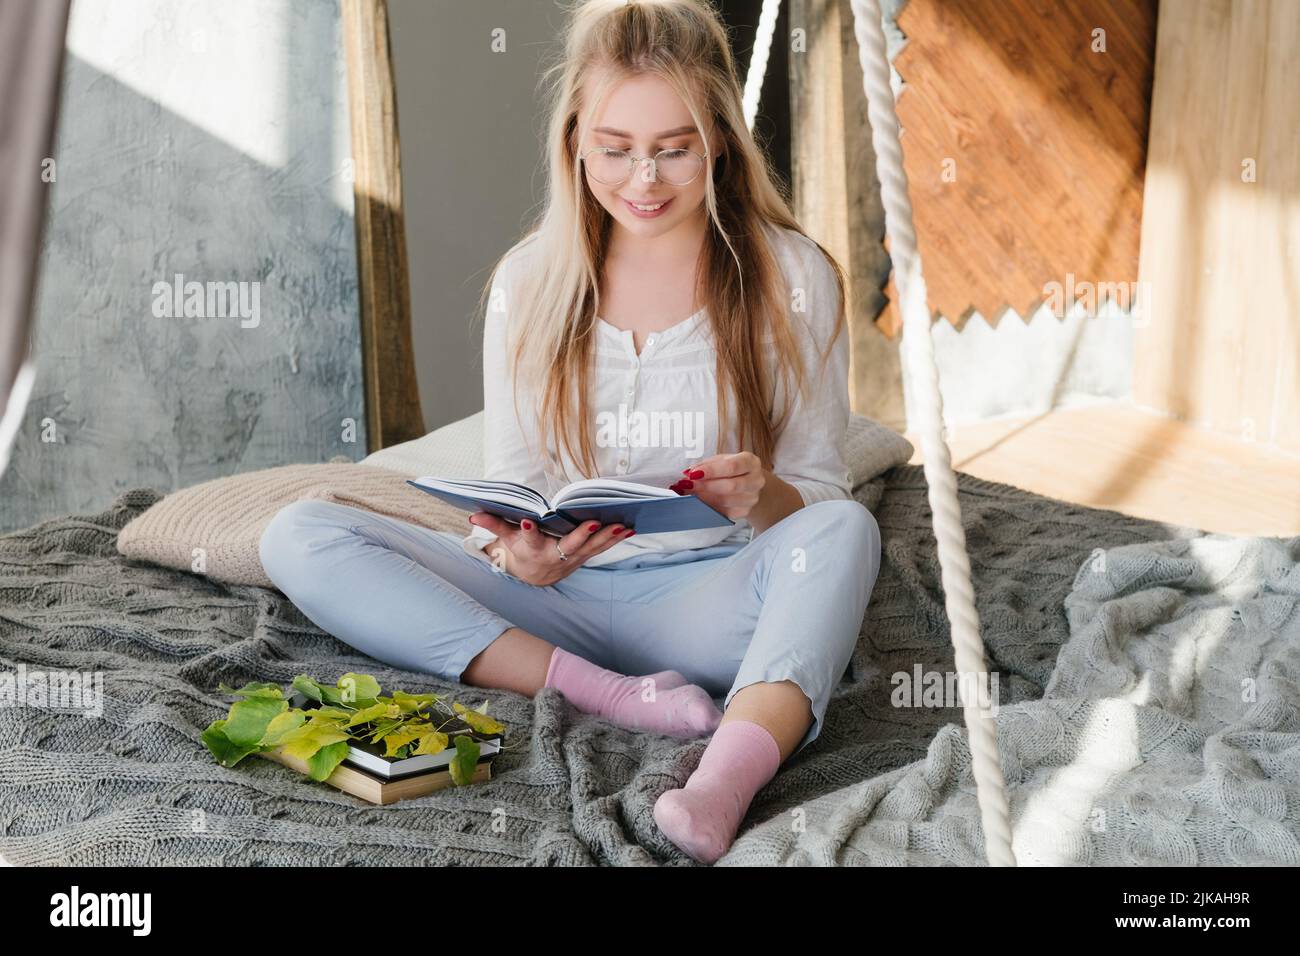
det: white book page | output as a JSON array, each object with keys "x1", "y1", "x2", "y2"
[
  {"x1": 552, "y1": 470, "x2": 685, "y2": 508},
  {"x1": 412, "y1": 476, "x2": 550, "y2": 513}
]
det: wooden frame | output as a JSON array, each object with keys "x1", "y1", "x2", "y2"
[{"x1": 342, "y1": 0, "x2": 425, "y2": 453}]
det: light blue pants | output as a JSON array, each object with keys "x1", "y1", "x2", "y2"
[{"x1": 258, "y1": 497, "x2": 881, "y2": 753}]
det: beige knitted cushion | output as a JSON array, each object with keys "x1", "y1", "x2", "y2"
[{"x1": 116, "y1": 463, "x2": 468, "y2": 588}]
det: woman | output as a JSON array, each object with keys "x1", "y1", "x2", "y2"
[{"x1": 260, "y1": 0, "x2": 881, "y2": 864}]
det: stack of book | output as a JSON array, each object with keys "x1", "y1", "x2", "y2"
[{"x1": 259, "y1": 692, "x2": 504, "y2": 805}]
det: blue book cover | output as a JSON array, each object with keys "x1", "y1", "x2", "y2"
[{"x1": 406, "y1": 472, "x2": 734, "y2": 537}]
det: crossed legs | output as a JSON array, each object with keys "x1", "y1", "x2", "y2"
[{"x1": 259, "y1": 496, "x2": 882, "y2": 862}]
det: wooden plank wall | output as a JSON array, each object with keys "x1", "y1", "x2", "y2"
[
  {"x1": 1134, "y1": 0, "x2": 1300, "y2": 453},
  {"x1": 790, "y1": 0, "x2": 1156, "y2": 426},
  {"x1": 887, "y1": 0, "x2": 1157, "y2": 331}
]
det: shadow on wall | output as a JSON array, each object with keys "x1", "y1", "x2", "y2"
[{"x1": 1, "y1": 0, "x2": 365, "y2": 533}]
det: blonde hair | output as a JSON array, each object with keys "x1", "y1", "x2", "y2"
[{"x1": 478, "y1": 0, "x2": 848, "y2": 480}]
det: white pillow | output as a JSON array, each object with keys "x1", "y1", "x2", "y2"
[
  {"x1": 361, "y1": 410, "x2": 485, "y2": 478},
  {"x1": 361, "y1": 409, "x2": 913, "y2": 488}
]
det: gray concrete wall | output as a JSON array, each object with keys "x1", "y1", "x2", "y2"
[{"x1": 0, "y1": 0, "x2": 365, "y2": 531}]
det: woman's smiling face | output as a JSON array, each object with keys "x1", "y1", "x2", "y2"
[{"x1": 578, "y1": 72, "x2": 718, "y2": 241}]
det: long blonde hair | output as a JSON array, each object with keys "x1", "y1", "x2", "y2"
[{"x1": 478, "y1": 0, "x2": 848, "y2": 480}]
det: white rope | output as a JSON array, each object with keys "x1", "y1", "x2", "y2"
[
  {"x1": 847, "y1": 0, "x2": 1016, "y2": 866},
  {"x1": 741, "y1": 0, "x2": 781, "y2": 131}
]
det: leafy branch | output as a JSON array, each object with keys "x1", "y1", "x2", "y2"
[{"x1": 202, "y1": 673, "x2": 506, "y2": 785}]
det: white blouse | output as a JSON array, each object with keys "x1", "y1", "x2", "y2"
[{"x1": 463, "y1": 223, "x2": 853, "y2": 568}]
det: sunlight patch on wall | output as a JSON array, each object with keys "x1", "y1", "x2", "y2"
[{"x1": 66, "y1": 0, "x2": 289, "y2": 169}]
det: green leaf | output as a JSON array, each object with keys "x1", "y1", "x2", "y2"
[
  {"x1": 346, "y1": 701, "x2": 400, "y2": 727},
  {"x1": 224, "y1": 695, "x2": 288, "y2": 748},
  {"x1": 202, "y1": 720, "x2": 259, "y2": 768},
  {"x1": 392, "y1": 690, "x2": 438, "y2": 714},
  {"x1": 412, "y1": 730, "x2": 449, "y2": 757},
  {"x1": 305, "y1": 740, "x2": 351, "y2": 781},
  {"x1": 280, "y1": 722, "x2": 351, "y2": 762},
  {"x1": 217, "y1": 681, "x2": 285, "y2": 700},
  {"x1": 453, "y1": 701, "x2": 504, "y2": 736},
  {"x1": 306, "y1": 706, "x2": 352, "y2": 722},
  {"x1": 381, "y1": 725, "x2": 424, "y2": 757},
  {"x1": 292, "y1": 674, "x2": 327, "y2": 703},
  {"x1": 448, "y1": 735, "x2": 481, "y2": 786},
  {"x1": 366, "y1": 718, "x2": 405, "y2": 743},
  {"x1": 260, "y1": 710, "x2": 306, "y2": 746},
  {"x1": 335, "y1": 673, "x2": 381, "y2": 705}
]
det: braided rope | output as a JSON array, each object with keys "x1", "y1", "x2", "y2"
[
  {"x1": 741, "y1": 0, "x2": 782, "y2": 130},
  {"x1": 847, "y1": 0, "x2": 1016, "y2": 866}
]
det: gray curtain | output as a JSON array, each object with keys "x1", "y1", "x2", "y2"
[{"x1": 0, "y1": 0, "x2": 71, "y2": 472}]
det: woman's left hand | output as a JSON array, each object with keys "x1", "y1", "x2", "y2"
[{"x1": 671, "y1": 451, "x2": 766, "y2": 521}]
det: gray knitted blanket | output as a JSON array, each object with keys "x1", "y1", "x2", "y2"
[
  {"x1": 722, "y1": 516, "x2": 1300, "y2": 865},
  {"x1": 3, "y1": 465, "x2": 1286, "y2": 866}
]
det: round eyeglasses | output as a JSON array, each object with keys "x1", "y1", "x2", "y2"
[{"x1": 578, "y1": 147, "x2": 707, "y2": 187}]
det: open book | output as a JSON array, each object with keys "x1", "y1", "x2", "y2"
[{"x1": 407, "y1": 470, "x2": 734, "y2": 537}]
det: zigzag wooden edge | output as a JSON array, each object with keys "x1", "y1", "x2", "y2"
[{"x1": 880, "y1": 0, "x2": 1155, "y2": 335}]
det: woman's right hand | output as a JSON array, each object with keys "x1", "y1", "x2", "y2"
[{"x1": 467, "y1": 513, "x2": 634, "y2": 586}]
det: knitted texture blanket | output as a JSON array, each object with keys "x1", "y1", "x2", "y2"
[
  {"x1": 721, "y1": 527, "x2": 1300, "y2": 865},
  {"x1": 2, "y1": 465, "x2": 1263, "y2": 866}
]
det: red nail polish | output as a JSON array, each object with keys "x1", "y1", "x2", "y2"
[
  {"x1": 677, "y1": 480, "x2": 694, "y2": 489},
  {"x1": 623, "y1": 529, "x2": 635, "y2": 537},
  {"x1": 611, "y1": 526, "x2": 624, "y2": 534},
  {"x1": 688, "y1": 469, "x2": 705, "y2": 479},
  {"x1": 588, "y1": 522, "x2": 600, "y2": 532},
  {"x1": 682, "y1": 468, "x2": 692, "y2": 475},
  {"x1": 521, "y1": 520, "x2": 533, "y2": 530}
]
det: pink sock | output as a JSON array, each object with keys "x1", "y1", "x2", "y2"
[
  {"x1": 653, "y1": 720, "x2": 782, "y2": 864},
  {"x1": 544, "y1": 647, "x2": 721, "y2": 738},
  {"x1": 643, "y1": 669, "x2": 689, "y2": 691}
]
